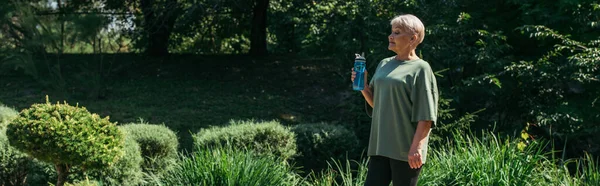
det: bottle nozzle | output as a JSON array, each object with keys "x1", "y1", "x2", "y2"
[{"x1": 355, "y1": 53, "x2": 366, "y2": 60}]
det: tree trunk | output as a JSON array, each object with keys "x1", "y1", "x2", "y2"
[
  {"x1": 55, "y1": 164, "x2": 70, "y2": 186},
  {"x1": 140, "y1": 0, "x2": 180, "y2": 57},
  {"x1": 250, "y1": 0, "x2": 269, "y2": 56},
  {"x1": 58, "y1": 0, "x2": 64, "y2": 54}
]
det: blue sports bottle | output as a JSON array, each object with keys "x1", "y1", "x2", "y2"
[{"x1": 353, "y1": 53, "x2": 366, "y2": 91}]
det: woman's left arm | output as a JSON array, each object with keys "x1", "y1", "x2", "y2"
[{"x1": 408, "y1": 120, "x2": 432, "y2": 169}]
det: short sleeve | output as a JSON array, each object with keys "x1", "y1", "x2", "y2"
[{"x1": 410, "y1": 64, "x2": 439, "y2": 126}]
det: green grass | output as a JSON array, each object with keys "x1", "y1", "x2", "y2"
[
  {"x1": 301, "y1": 158, "x2": 369, "y2": 186},
  {"x1": 420, "y1": 131, "x2": 587, "y2": 186},
  {"x1": 302, "y1": 131, "x2": 600, "y2": 186},
  {"x1": 149, "y1": 145, "x2": 300, "y2": 186}
]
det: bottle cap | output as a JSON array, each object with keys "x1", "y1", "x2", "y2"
[{"x1": 355, "y1": 53, "x2": 366, "y2": 61}]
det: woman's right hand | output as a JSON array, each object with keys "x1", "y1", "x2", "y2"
[{"x1": 350, "y1": 68, "x2": 368, "y2": 86}]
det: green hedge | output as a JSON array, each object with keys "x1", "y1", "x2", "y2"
[
  {"x1": 193, "y1": 120, "x2": 297, "y2": 160},
  {"x1": 119, "y1": 123, "x2": 178, "y2": 176},
  {"x1": 292, "y1": 123, "x2": 360, "y2": 172}
]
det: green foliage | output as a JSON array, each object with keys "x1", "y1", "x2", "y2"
[
  {"x1": 301, "y1": 158, "x2": 368, "y2": 186},
  {"x1": 119, "y1": 122, "x2": 178, "y2": 176},
  {"x1": 6, "y1": 99, "x2": 124, "y2": 170},
  {"x1": 0, "y1": 127, "x2": 30, "y2": 186},
  {"x1": 576, "y1": 153, "x2": 600, "y2": 185},
  {"x1": 0, "y1": 1, "x2": 126, "y2": 98},
  {"x1": 193, "y1": 120, "x2": 297, "y2": 160},
  {"x1": 1, "y1": 127, "x2": 56, "y2": 186},
  {"x1": 0, "y1": 104, "x2": 18, "y2": 129},
  {"x1": 420, "y1": 131, "x2": 582, "y2": 185},
  {"x1": 504, "y1": 25, "x2": 600, "y2": 139},
  {"x1": 152, "y1": 145, "x2": 299, "y2": 186},
  {"x1": 64, "y1": 179, "x2": 100, "y2": 186},
  {"x1": 70, "y1": 129, "x2": 144, "y2": 186},
  {"x1": 291, "y1": 123, "x2": 360, "y2": 172}
]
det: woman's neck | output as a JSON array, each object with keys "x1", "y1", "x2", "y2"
[{"x1": 395, "y1": 50, "x2": 419, "y2": 61}]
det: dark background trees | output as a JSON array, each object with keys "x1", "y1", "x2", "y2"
[{"x1": 1, "y1": 0, "x2": 598, "y2": 159}]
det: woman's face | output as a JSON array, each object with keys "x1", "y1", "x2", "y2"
[{"x1": 388, "y1": 27, "x2": 415, "y2": 53}]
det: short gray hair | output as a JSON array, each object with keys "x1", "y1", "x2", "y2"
[{"x1": 390, "y1": 14, "x2": 425, "y2": 44}]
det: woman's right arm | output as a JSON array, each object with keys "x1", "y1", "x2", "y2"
[
  {"x1": 361, "y1": 85, "x2": 374, "y2": 108},
  {"x1": 351, "y1": 69, "x2": 374, "y2": 108}
]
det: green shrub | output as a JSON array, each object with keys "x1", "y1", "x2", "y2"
[
  {"x1": 1, "y1": 127, "x2": 56, "y2": 186},
  {"x1": 0, "y1": 104, "x2": 18, "y2": 129},
  {"x1": 6, "y1": 99, "x2": 124, "y2": 186},
  {"x1": 119, "y1": 123, "x2": 178, "y2": 176},
  {"x1": 193, "y1": 120, "x2": 297, "y2": 160},
  {"x1": 292, "y1": 123, "x2": 360, "y2": 172},
  {"x1": 0, "y1": 127, "x2": 30, "y2": 186},
  {"x1": 24, "y1": 160, "x2": 56, "y2": 186},
  {"x1": 70, "y1": 129, "x2": 144, "y2": 186},
  {"x1": 156, "y1": 145, "x2": 300, "y2": 186}
]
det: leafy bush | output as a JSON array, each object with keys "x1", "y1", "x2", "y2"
[
  {"x1": 0, "y1": 104, "x2": 18, "y2": 129},
  {"x1": 119, "y1": 122, "x2": 178, "y2": 176},
  {"x1": 70, "y1": 129, "x2": 144, "y2": 186},
  {"x1": 0, "y1": 127, "x2": 30, "y2": 186},
  {"x1": 1, "y1": 127, "x2": 56, "y2": 186},
  {"x1": 155, "y1": 145, "x2": 299, "y2": 186},
  {"x1": 6, "y1": 99, "x2": 124, "y2": 186},
  {"x1": 193, "y1": 120, "x2": 297, "y2": 160},
  {"x1": 292, "y1": 123, "x2": 360, "y2": 172}
]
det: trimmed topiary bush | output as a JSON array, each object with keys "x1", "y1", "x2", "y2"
[
  {"x1": 292, "y1": 123, "x2": 360, "y2": 172},
  {"x1": 6, "y1": 99, "x2": 124, "y2": 186},
  {"x1": 193, "y1": 120, "x2": 297, "y2": 160},
  {"x1": 70, "y1": 129, "x2": 144, "y2": 186},
  {"x1": 119, "y1": 122, "x2": 178, "y2": 177},
  {"x1": 0, "y1": 104, "x2": 18, "y2": 129}
]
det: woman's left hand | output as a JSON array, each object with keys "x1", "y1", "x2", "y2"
[{"x1": 408, "y1": 148, "x2": 423, "y2": 169}]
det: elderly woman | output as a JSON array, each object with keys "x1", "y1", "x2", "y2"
[{"x1": 351, "y1": 14, "x2": 438, "y2": 186}]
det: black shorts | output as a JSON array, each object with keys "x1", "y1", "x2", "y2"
[{"x1": 364, "y1": 156, "x2": 423, "y2": 186}]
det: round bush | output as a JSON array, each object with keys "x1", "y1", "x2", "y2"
[
  {"x1": 119, "y1": 123, "x2": 178, "y2": 176},
  {"x1": 193, "y1": 120, "x2": 297, "y2": 160},
  {"x1": 292, "y1": 123, "x2": 360, "y2": 172},
  {"x1": 0, "y1": 104, "x2": 18, "y2": 129},
  {"x1": 70, "y1": 129, "x2": 144, "y2": 186},
  {"x1": 6, "y1": 100, "x2": 124, "y2": 185}
]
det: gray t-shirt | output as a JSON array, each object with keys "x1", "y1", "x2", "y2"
[{"x1": 367, "y1": 57, "x2": 438, "y2": 163}]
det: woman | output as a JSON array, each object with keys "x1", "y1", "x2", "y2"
[{"x1": 351, "y1": 14, "x2": 438, "y2": 186}]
